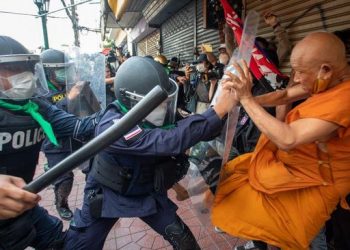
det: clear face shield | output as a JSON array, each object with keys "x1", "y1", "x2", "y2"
[
  {"x1": 43, "y1": 61, "x2": 76, "y2": 86},
  {"x1": 124, "y1": 78, "x2": 179, "y2": 127},
  {"x1": 63, "y1": 63, "x2": 79, "y2": 86},
  {"x1": 0, "y1": 54, "x2": 48, "y2": 100}
]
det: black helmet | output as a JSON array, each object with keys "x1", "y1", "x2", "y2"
[
  {"x1": 41, "y1": 49, "x2": 65, "y2": 67},
  {"x1": 0, "y1": 36, "x2": 48, "y2": 100},
  {"x1": 41, "y1": 49, "x2": 73, "y2": 85},
  {"x1": 115, "y1": 56, "x2": 178, "y2": 126},
  {"x1": 0, "y1": 36, "x2": 29, "y2": 55}
]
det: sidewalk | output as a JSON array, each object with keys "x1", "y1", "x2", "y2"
[{"x1": 36, "y1": 153, "x2": 251, "y2": 250}]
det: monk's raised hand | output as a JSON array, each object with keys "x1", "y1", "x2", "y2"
[{"x1": 223, "y1": 60, "x2": 253, "y2": 101}]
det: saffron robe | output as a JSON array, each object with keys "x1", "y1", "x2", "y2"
[{"x1": 211, "y1": 81, "x2": 350, "y2": 250}]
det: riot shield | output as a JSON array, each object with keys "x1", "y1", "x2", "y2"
[
  {"x1": 65, "y1": 47, "x2": 106, "y2": 117},
  {"x1": 186, "y1": 11, "x2": 260, "y2": 231}
]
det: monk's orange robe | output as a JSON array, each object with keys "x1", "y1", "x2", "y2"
[{"x1": 211, "y1": 81, "x2": 350, "y2": 250}]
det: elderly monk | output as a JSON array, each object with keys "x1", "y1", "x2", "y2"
[{"x1": 211, "y1": 32, "x2": 350, "y2": 250}]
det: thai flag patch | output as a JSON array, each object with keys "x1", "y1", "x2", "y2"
[{"x1": 123, "y1": 125, "x2": 143, "y2": 141}]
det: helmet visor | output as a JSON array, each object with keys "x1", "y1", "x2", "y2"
[
  {"x1": 45, "y1": 63, "x2": 76, "y2": 85},
  {"x1": 0, "y1": 54, "x2": 48, "y2": 100},
  {"x1": 125, "y1": 78, "x2": 179, "y2": 126}
]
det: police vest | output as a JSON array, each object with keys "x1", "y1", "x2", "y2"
[
  {"x1": 90, "y1": 103, "x2": 189, "y2": 196},
  {"x1": 46, "y1": 88, "x2": 66, "y2": 104},
  {"x1": 0, "y1": 108, "x2": 46, "y2": 182}
]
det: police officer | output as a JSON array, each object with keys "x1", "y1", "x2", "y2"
[
  {"x1": 0, "y1": 36, "x2": 101, "y2": 249},
  {"x1": 41, "y1": 49, "x2": 70, "y2": 103},
  {"x1": 65, "y1": 56, "x2": 237, "y2": 249},
  {"x1": 41, "y1": 48, "x2": 80, "y2": 220}
]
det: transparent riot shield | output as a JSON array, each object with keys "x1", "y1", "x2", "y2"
[
  {"x1": 65, "y1": 47, "x2": 106, "y2": 117},
  {"x1": 186, "y1": 11, "x2": 260, "y2": 233}
]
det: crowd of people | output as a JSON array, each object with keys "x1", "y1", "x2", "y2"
[{"x1": 0, "y1": 8, "x2": 349, "y2": 250}]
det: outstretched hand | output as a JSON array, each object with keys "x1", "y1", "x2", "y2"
[
  {"x1": 222, "y1": 60, "x2": 253, "y2": 102},
  {"x1": 213, "y1": 83, "x2": 239, "y2": 118},
  {"x1": 67, "y1": 81, "x2": 84, "y2": 100}
]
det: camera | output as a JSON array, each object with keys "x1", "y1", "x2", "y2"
[{"x1": 207, "y1": 68, "x2": 221, "y2": 80}]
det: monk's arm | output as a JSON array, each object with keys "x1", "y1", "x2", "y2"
[
  {"x1": 254, "y1": 84, "x2": 309, "y2": 107},
  {"x1": 240, "y1": 97, "x2": 340, "y2": 150}
]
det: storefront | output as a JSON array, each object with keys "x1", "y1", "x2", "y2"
[{"x1": 245, "y1": 0, "x2": 350, "y2": 73}]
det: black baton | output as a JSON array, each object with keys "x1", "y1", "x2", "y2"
[{"x1": 24, "y1": 86, "x2": 168, "y2": 193}]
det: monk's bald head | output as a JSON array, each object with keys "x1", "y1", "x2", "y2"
[
  {"x1": 291, "y1": 32, "x2": 347, "y2": 70},
  {"x1": 290, "y1": 32, "x2": 350, "y2": 94}
]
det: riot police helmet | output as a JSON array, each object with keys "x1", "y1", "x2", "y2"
[
  {"x1": 0, "y1": 36, "x2": 48, "y2": 100},
  {"x1": 114, "y1": 56, "x2": 178, "y2": 127},
  {"x1": 41, "y1": 49, "x2": 74, "y2": 85}
]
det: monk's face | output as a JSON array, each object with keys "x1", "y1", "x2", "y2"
[
  {"x1": 290, "y1": 41, "x2": 332, "y2": 94},
  {"x1": 290, "y1": 56, "x2": 318, "y2": 93},
  {"x1": 290, "y1": 32, "x2": 347, "y2": 94}
]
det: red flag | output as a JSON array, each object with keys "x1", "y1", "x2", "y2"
[{"x1": 221, "y1": 0, "x2": 287, "y2": 88}]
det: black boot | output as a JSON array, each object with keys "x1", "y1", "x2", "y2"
[
  {"x1": 54, "y1": 180, "x2": 73, "y2": 221},
  {"x1": 164, "y1": 217, "x2": 201, "y2": 250}
]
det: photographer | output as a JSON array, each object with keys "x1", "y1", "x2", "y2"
[{"x1": 184, "y1": 54, "x2": 223, "y2": 114}]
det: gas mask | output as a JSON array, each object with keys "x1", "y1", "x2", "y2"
[
  {"x1": 145, "y1": 103, "x2": 168, "y2": 127},
  {"x1": 2, "y1": 72, "x2": 36, "y2": 99},
  {"x1": 196, "y1": 63, "x2": 206, "y2": 73}
]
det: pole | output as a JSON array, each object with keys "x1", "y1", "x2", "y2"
[
  {"x1": 40, "y1": 10, "x2": 50, "y2": 49},
  {"x1": 24, "y1": 86, "x2": 168, "y2": 193}
]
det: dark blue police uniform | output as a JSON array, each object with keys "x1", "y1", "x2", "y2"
[
  {"x1": 0, "y1": 98, "x2": 101, "y2": 249},
  {"x1": 65, "y1": 103, "x2": 223, "y2": 249},
  {"x1": 42, "y1": 88, "x2": 79, "y2": 178},
  {"x1": 42, "y1": 87, "x2": 84, "y2": 219}
]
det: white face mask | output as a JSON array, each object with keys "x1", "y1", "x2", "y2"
[
  {"x1": 219, "y1": 55, "x2": 229, "y2": 65},
  {"x1": 196, "y1": 64, "x2": 206, "y2": 73},
  {"x1": 3, "y1": 72, "x2": 36, "y2": 99},
  {"x1": 145, "y1": 103, "x2": 167, "y2": 127}
]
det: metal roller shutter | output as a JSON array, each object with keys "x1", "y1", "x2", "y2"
[
  {"x1": 137, "y1": 30, "x2": 160, "y2": 57},
  {"x1": 161, "y1": 1, "x2": 195, "y2": 64},
  {"x1": 245, "y1": 0, "x2": 350, "y2": 74},
  {"x1": 196, "y1": 0, "x2": 221, "y2": 54}
]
